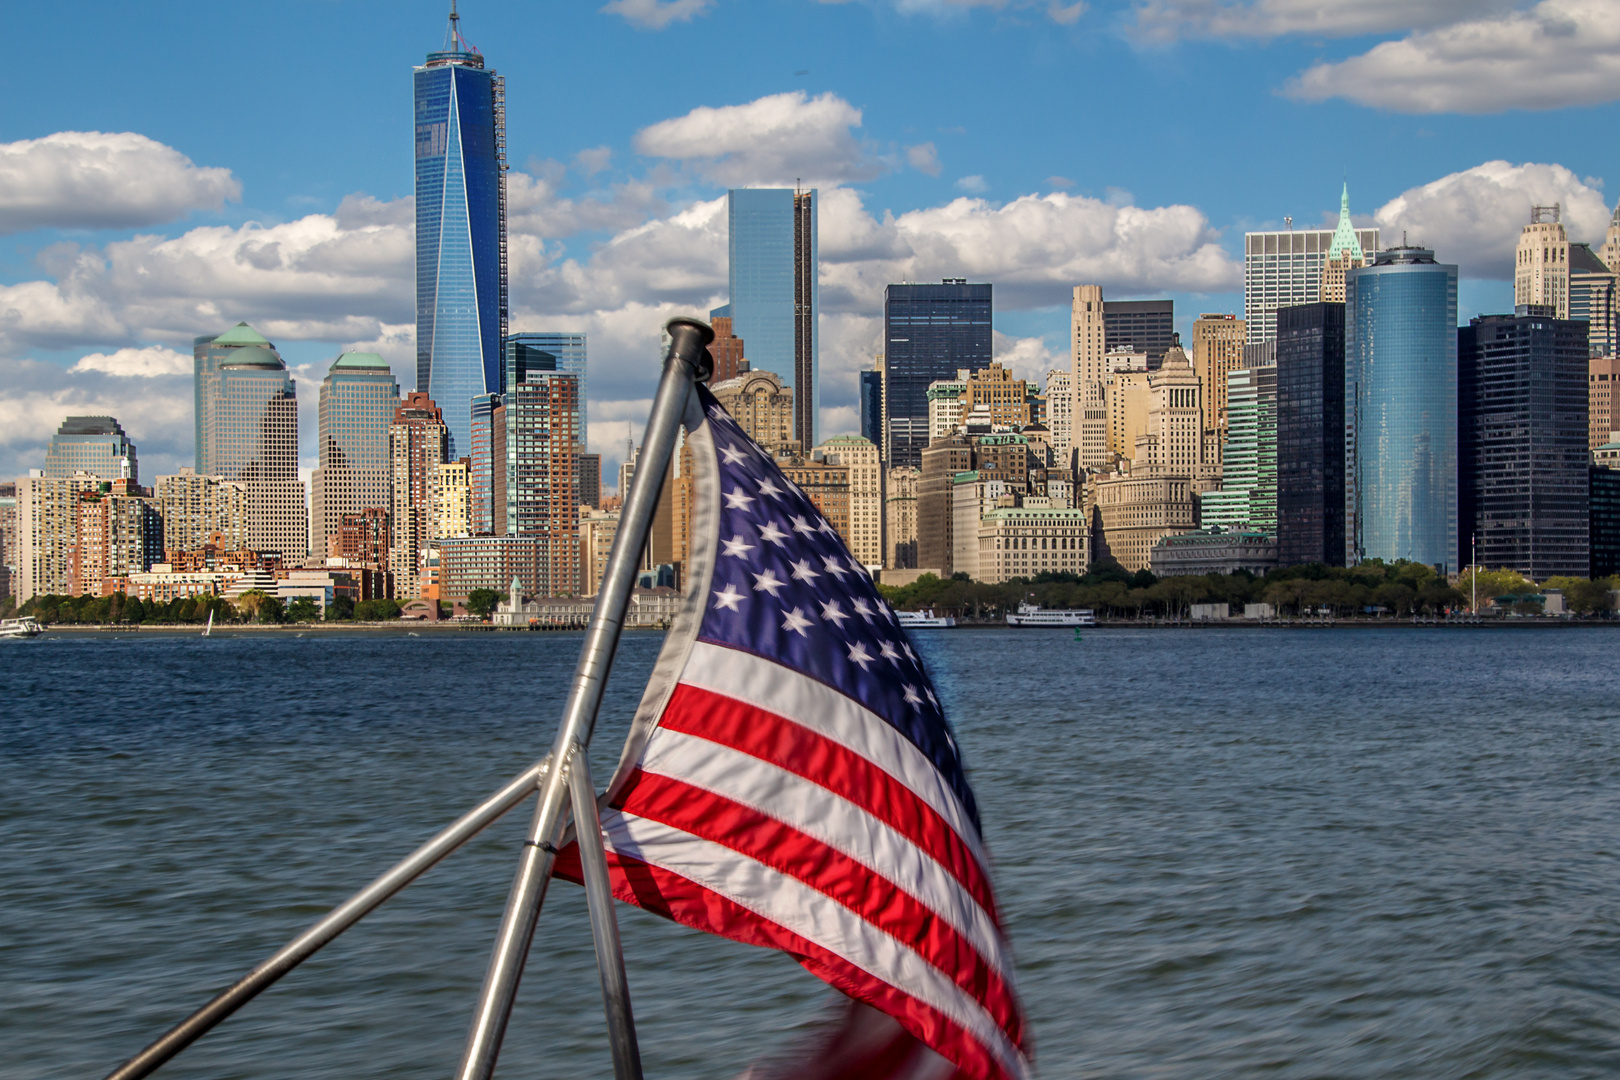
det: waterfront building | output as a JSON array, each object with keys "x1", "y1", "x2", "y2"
[
  {"x1": 44, "y1": 416, "x2": 137, "y2": 483},
  {"x1": 1275, "y1": 303, "x2": 1346, "y2": 566},
  {"x1": 309, "y1": 352, "x2": 398, "y2": 562},
  {"x1": 578, "y1": 505, "x2": 619, "y2": 596},
  {"x1": 884, "y1": 465, "x2": 920, "y2": 569},
  {"x1": 0, "y1": 482, "x2": 16, "y2": 596},
  {"x1": 708, "y1": 308, "x2": 748, "y2": 384},
  {"x1": 918, "y1": 435, "x2": 972, "y2": 575},
  {"x1": 1044, "y1": 369, "x2": 1072, "y2": 466},
  {"x1": 1514, "y1": 205, "x2": 1571, "y2": 318},
  {"x1": 438, "y1": 533, "x2": 543, "y2": 598},
  {"x1": 1150, "y1": 527, "x2": 1278, "y2": 577},
  {"x1": 469, "y1": 392, "x2": 504, "y2": 534},
  {"x1": 816, "y1": 435, "x2": 883, "y2": 568},
  {"x1": 1191, "y1": 314, "x2": 1246, "y2": 453},
  {"x1": 275, "y1": 566, "x2": 362, "y2": 616},
  {"x1": 1569, "y1": 244, "x2": 1618, "y2": 358},
  {"x1": 1199, "y1": 364, "x2": 1277, "y2": 533},
  {"x1": 504, "y1": 345, "x2": 581, "y2": 596},
  {"x1": 1088, "y1": 465, "x2": 1198, "y2": 572},
  {"x1": 1591, "y1": 459, "x2": 1620, "y2": 578},
  {"x1": 926, "y1": 373, "x2": 967, "y2": 441},
  {"x1": 336, "y1": 508, "x2": 390, "y2": 569},
  {"x1": 1459, "y1": 308, "x2": 1590, "y2": 580},
  {"x1": 859, "y1": 366, "x2": 883, "y2": 447},
  {"x1": 390, "y1": 392, "x2": 449, "y2": 598},
  {"x1": 727, "y1": 187, "x2": 817, "y2": 449},
  {"x1": 153, "y1": 469, "x2": 247, "y2": 555},
  {"x1": 1590, "y1": 355, "x2": 1620, "y2": 450},
  {"x1": 117, "y1": 566, "x2": 230, "y2": 604},
  {"x1": 14, "y1": 472, "x2": 105, "y2": 601},
  {"x1": 883, "y1": 280, "x2": 992, "y2": 468},
  {"x1": 776, "y1": 453, "x2": 850, "y2": 543},
  {"x1": 70, "y1": 483, "x2": 162, "y2": 596},
  {"x1": 432, "y1": 458, "x2": 472, "y2": 541},
  {"x1": 194, "y1": 322, "x2": 273, "y2": 474},
  {"x1": 976, "y1": 506, "x2": 1089, "y2": 584},
  {"x1": 710, "y1": 369, "x2": 798, "y2": 454},
  {"x1": 504, "y1": 333, "x2": 586, "y2": 450},
  {"x1": 1245, "y1": 190, "x2": 1378, "y2": 343},
  {"x1": 415, "y1": 7, "x2": 507, "y2": 459}
]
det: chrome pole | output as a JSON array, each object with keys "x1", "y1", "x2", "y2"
[
  {"x1": 454, "y1": 317, "x2": 713, "y2": 1080},
  {"x1": 568, "y1": 745, "x2": 644, "y2": 1080},
  {"x1": 102, "y1": 756, "x2": 553, "y2": 1080}
]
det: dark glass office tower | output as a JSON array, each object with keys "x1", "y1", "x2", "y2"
[
  {"x1": 1103, "y1": 299, "x2": 1175, "y2": 365},
  {"x1": 1590, "y1": 466, "x2": 1620, "y2": 578},
  {"x1": 1276, "y1": 303, "x2": 1346, "y2": 566},
  {"x1": 859, "y1": 369, "x2": 883, "y2": 447},
  {"x1": 728, "y1": 187, "x2": 817, "y2": 449},
  {"x1": 1458, "y1": 308, "x2": 1589, "y2": 580},
  {"x1": 415, "y1": 6, "x2": 506, "y2": 458},
  {"x1": 882, "y1": 280, "x2": 992, "y2": 469}
]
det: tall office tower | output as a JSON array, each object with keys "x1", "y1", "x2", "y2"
[
  {"x1": 469, "y1": 392, "x2": 500, "y2": 533},
  {"x1": 727, "y1": 188, "x2": 818, "y2": 448},
  {"x1": 1346, "y1": 247, "x2": 1459, "y2": 572},
  {"x1": 1070, "y1": 285, "x2": 1109, "y2": 468},
  {"x1": 927, "y1": 373, "x2": 967, "y2": 441},
  {"x1": 817, "y1": 435, "x2": 883, "y2": 568},
  {"x1": 1103, "y1": 299, "x2": 1175, "y2": 365},
  {"x1": 1514, "y1": 205, "x2": 1571, "y2": 318},
  {"x1": 0, "y1": 482, "x2": 17, "y2": 593},
  {"x1": 1458, "y1": 309, "x2": 1590, "y2": 580},
  {"x1": 1600, "y1": 197, "x2": 1620, "y2": 278},
  {"x1": 884, "y1": 280, "x2": 992, "y2": 469},
  {"x1": 1144, "y1": 343, "x2": 1211, "y2": 476},
  {"x1": 710, "y1": 369, "x2": 799, "y2": 454},
  {"x1": 14, "y1": 473, "x2": 103, "y2": 601},
  {"x1": 1191, "y1": 314, "x2": 1246, "y2": 456},
  {"x1": 1569, "y1": 243, "x2": 1619, "y2": 358},
  {"x1": 884, "y1": 465, "x2": 920, "y2": 569},
  {"x1": 415, "y1": 6, "x2": 507, "y2": 459},
  {"x1": 578, "y1": 454, "x2": 601, "y2": 509},
  {"x1": 708, "y1": 307, "x2": 748, "y2": 383},
  {"x1": 1199, "y1": 365, "x2": 1276, "y2": 533},
  {"x1": 153, "y1": 469, "x2": 248, "y2": 555},
  {"x1": 1245, "y1": 189, "x2": 1378, "y2": 344},
  {"x1": 505, "y1": 345, "x2": 581, "y2": 596},
  {"x1": 1591, "y1": 355, "x2": 1620, "y2": 449},
  {"x1": 194, "y1": 322, "x2": 274, "y2": 473},
  {"x1": 859, "y1": 367, "x2": 884, "y2": 447},
  {"x1": 1275, "y1": 303, "x2": 1346, "y2": 566},
  {"x1": 43, "y1": 416, "x2": 137, "y2": 483},
  {"x1": 918, "y1": 434, "x2": 972, "y2": 575},
  {"x1": 1320, "y1": 184, "x2": 1370, "y2": 304},
  {"x1": 963, "y1": 363, "x2": 1035, "y2": 428},
  {"x1": 504, "y1": 333, "x2": 586, "y2": 450},
  {"x1": 198, "y1": 340, "x2": 306, "y2": 561},
  {"x1": 390, "y1": 392, "x2": 449, "y2": 598},
  {"x1": 309, "y1": 352, "x2": 398, "y2": 560},
  {"x1": 1044, "y1": 368, "x2": 1072, "y2": 465},
  {"x1": 1591, "y1": 461, "x2": 1620, "y2": 579}
]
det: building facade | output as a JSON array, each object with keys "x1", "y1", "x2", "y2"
[
  {"x1": 194, "y1": 322, "x2": 273, "y2": 475},
  {"x1": 884, "y1": 465, "x2": 920, "y2": 569},
  {"x1": 70, "y1": 484, "x2": 162, "y2": 596},
  {"x1": 154, "y1": 469, "x2": 247, "y2": 556},
  {"x1": 708, "y1": 310, "x2": 748, "y2": 384},
  {"x1": 437, "y1": 534, "x2": 543, "y2": 598},
  {"x1": 1245, "y1": 194, "x2": 1378, "y2": 343},
  {"x1": 504, "y1": 355, "x2": 581, "y2": 596},
  {"x1": 390, "y1": 392, "x2": 449, "y2": 597},
  {"x1": 859, "y1": 367, "x2": 883, "y2": 447},
  {"x1": 1088, "y1": 468, "x2": 1198, "y2": 572},
  {"x1": 1150, "y1": 527, "x2": 1278, "y2": 577},
  {"x1": 1191, "y1": 314, "x2": 1246, "y2": 450},
  {"x1": 503, "y1": 333, "x2": 586, "y2": 450},
  {"x1": 14, "y1": 473, "x2": 104, "y2": 601},
  {"x1": 1275, "y1": 303, "x2": 1346, "y2": 566},
  {"x1": 1591, "y1": 463, "x2": 1620, "y2": 579},
  {"x1": 1200, "y1": 365, "x2": 1277, "y2": 534},
  {"x1": 817, "y1": 435, "x2": 883, "y2": 568},
  {"x1": 727, "y1": 187, "x2": 818, "y2": 449},
  {"x1": 1044, "y1": 368, "x2": 1072, "y2": 466},
  {"x1": 883, "y1": 280, "x2": 993, "y2": 468},
  {"x1": 1570, "y1": 243, "x2": 1618, "y2": 358},
  {"x1": 43, "y1": 416, "x2": 137, "y2": 483},
  {"x1": 199, "y1": 342, "x2": 306, "y2": 562},
  {"x1": 310, "y1": 352, "x2": 398, "y2": 562},
  {"x1": 963, "y1": 363, "x2": 1035, "y2": 428},
  {"x1": 711, "y1": 369, "x2": 797, "y2": 455},
  {"x1": 918, "y1": 435, "x2": 973, "y2": 575},
  {"x1": 578, "y1": 506, "x2": 619, "y2": 596},
  {"x1": 433, "y1": 458, "x2": 472, "y2": 541},
  {"x1": 1103, "y1": 299, "x2": 1175, "y2": 362},
  {"x1": 1514, "y1": 206, "x2": 1571, "y2": 318},
  {"x1": 777, "y1": 455, "x2": 851, "y2": 543},
  {"x1": 1591, "y1": 354, "x2": 1620, "y2": 449},
  {"x1": 976, "y1": 507, "x2": 1089, "y2": 584}
]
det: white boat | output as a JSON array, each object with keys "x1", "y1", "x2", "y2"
[
  {"x1": 1006, "y1": 602, "x2": 1095, "y2": 627},
  {"x1": 0, "y1": 616, "x2": 45, "y2": 639},
  {"x1": 895, "y1": 609, "x2": 957, "y2": 629}
]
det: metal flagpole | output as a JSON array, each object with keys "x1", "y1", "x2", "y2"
[
  {"x1": 102, "y1": 756, "x2": 554, "y2": 1080},
  {"x1": 454, "y1": 317, "x2": 714, "y2": 1080}
]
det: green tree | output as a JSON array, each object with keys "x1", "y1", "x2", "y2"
[
  {"x1": 466, "y1": 588, "x2": 502, "y2": 618},
  {"x1": 1456, "y1": 567, "x2": 1533, "y2": 610},
  {"x1": 354, "y1": 597, "x2": 402, "y2": 621},
  {"x1": 286, "y1": 597, "x2": 321, "y2": 622},
  {"x1": 326, "y1": 595, "x2": 355, "y2": 621}
]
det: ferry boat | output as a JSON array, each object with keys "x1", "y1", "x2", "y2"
[
  {"x1": 895, "y1": 608, "x2": 957, "y2": 629},
  {"x1": 1006, "y1": 602, "x2": 1095, "y2": 627},
  {"x1": 0, "y1": 616, "x2": 45, "y2": 639}
]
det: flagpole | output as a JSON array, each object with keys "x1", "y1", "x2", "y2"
[{"x1": 454, "y1": 317, "x2": 714, "y2": 1080}]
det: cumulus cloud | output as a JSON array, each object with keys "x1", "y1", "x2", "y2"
[
  {"x1": 881, "y1": 0, "x2": 1089, "y2": 21},
  {"x1": 0, "y1": 357, "x2": 193, "y2": 481},
  {"x1": 1373, "y1": 161, "x2": 1613, "y2": 276},
  {"x1": 1287, "y1": 0, "x2": 1620, "y2": 113},
  {"x1": 1130, "y1": 0, "x2": 1499, "y2": 42},
  {"x1": 0, "y1": 131, "x2": 240, "y2": 235},
  {"x1": 633, "y1": 91, "x2": 883, "y2": 186},
  {"x1": 906, "y1": 143, "x2": 942, "y2": 176},
  {"x1": 992, "y1": 331, "x2": 1064, "y2": 384},
  {"x1": 601, "y1": 0, "x2": 714, "y2": 29},
  {"x1": 70, "y1": 345, "x2": 191, "y2": 377},
  {"x1": 955, "y1": 175, "x2": 989, "y2": 194}
]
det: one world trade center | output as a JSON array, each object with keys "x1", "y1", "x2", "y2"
[{"x1": 414, "y1": 4, "x2": 506, "y2": 458}]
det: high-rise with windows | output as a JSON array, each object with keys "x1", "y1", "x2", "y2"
[
  {"x1": 1103, "y1": 300, "x2": 1175, "y2": 363},
  {"x1": 43, "y1": 417, "x2": 137, "y2": 483},
  {"x1": 503, "y1": 333, "x2": 586, "y2": 449},
  {"x1": 390, "y1": 392, "x2": 449, "y2": 597},
  {"x1": 727, "y1": 188, "x2": 817, "y2": 449},
  {"x1": 504, "y1": 344, "x2": 580, "y2": 596},
  {"x1": 1245, "y1": 187, "x2": 1378, "y2": 344},
  {"x1": 883, "y1": 280, "x2": 992, "y2": 469},
  {"x1": 310, "y1": 352, "x2": 399, "y2": 560},
  {"x1": 1200, "y1": 364, "x2": 1276, "y2": 534},
  {"x1": 1514, "y1": 205, "x2": 1571, "y2": 318},
  {"x1": 859, "y1": 367, "x2": 884, "y2": 447},
  {"x1": 1275, "y1": 303, "x2": 1346, "y2": 566},
  {"x1": 1569, "y1": 243, "x2": 1618, "y2": 358},
  {"x1": 1191, "y1": 313, "x2": 1246, "y2": 454},
  {"x1": 415, "y1": 5, "x2": 507, "y2": 459}
]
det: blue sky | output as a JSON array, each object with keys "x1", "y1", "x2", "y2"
[{"x1": 2, "y1": 0, "x2": 1618, "y2": 482}]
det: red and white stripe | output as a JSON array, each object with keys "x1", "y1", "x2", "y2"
[{"x1": 570, "y1": 642, "x2": 1031, "y2": 1080}]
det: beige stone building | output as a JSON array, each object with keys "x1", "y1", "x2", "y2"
[
  {"x1": 1089, "y1": 466, "x2": 1198, "y2": 572},
  {"x1": 431, "y1": 458, "x2": 471, "y2": 542},
  {"x1": 778, "y1": 455, "x2": 850, "y2": 542},
  {"x1": 578, "y1": 506, "x2": 619, "y2": 596},
  {"x1": 927, "y1": 373, "x2": 967, "y2": 441},
  {"x1": 153, "y1": 469, "x2": 247, "y2": 555},
  {"x1": 1105, "y1": 369, "x2": 1151, "y2": 462},
  {"x1": 1146, "y1": 343, "x2": 1213, "y2": 477},
  {"x1": 977, "y1": 507, "x2": 1089, "y2": 584},
  {"x1": 1593, "y1": 355, "x2": 1620, "y2": 449},
  {"x1": 1192, "y1": 314, "x2": 1246, "y2": 456},
  {"x1": 963, "y1": 363, "x2": 1033, "y2": 428},
  {"x1": 1071, "y1": 285, "x2": 1110, "y2": 468},
  {"x1": 816, "y1": 435, "x2": 883, "y2": 568},
  {"x1": 15, "y1": 472, "x2": 104, "y2": 602},
  {"x1": 710, "y1": 370, "x2": 798, "y2": 455},
  {"x1": 1044, "y1": 369, "x2": 1072, "y2": 464},
  {"x1": 1516, "y1": 206, "x2": 1572, "y2": 317},
  {"x1": 884, "y1": 465, "x2": 920, "y2": 569}
]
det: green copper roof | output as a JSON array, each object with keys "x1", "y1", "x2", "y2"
[
  {"x1": 330, "y1": 351, "x2": 391, "y2": 371},
  {"x1": 219, "y1": 345, "x2": 284, "y2": 369},
  {"x1": 1327, "y1": 183, "x2": 1364, "y2": 261},
  {"x1": 211, "y1": 322, "x2": 272, "y2": 347},
  {"x1": 822, "y1": 434, "x2": 873, "y2": 445}
]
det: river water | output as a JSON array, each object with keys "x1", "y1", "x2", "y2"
[{"x1": 3, "y1": 627, "x2": 1619, "y2": 1079}]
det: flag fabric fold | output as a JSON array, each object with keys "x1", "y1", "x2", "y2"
[{"x1": 558, "y1": 385, "x2": 1030, "y2": 1080}]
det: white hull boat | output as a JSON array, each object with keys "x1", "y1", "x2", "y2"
[
  {"x1": 896, "y1": 609, "x2": 957, "y2": 629},
  {"x1": 0, "y1": 616, "x2": 45, "y2": 639},
  {"x1": 1006, "y1": 603, "x2": 1095, "y2": 627}
]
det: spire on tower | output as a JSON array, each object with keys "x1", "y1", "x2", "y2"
[{"x1": 1327, "y1": 182, "x2": 1363, "y2": 261}]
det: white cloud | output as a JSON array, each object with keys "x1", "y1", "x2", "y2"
[
  {"x1": 1048, "y1": 2, "x2": 1086, "y2": 24},
  {"x1": 70, "y1": 345, "x2": 191, "y2": 377},
  {"x1": 574, "y1": 146, "x2": 614, "y2": 177},
  {"x1": 819, "y1": 404, "x2": 860, "y2": 439},
  {"x1": 1373, "y1": 161, "x2": 1613, "y2": 277},
  {"x1": 633, "y1": 91, "x2": 883, "y2": 186},
  {"x1": 0, "y1": 357, "x2": 193, "y2": 481},
  {"x1": 1287, "y1": 0, "x2": 1620, "y2": 113},
  {"x1": 0, "y1": 131, "x2": 239, "y2": 235},
  {"x1": 906, "y1": 142, "x2": 942, "y2": 176},
  {"x1": 601, "y1": 0, "x2": 713, "y2": 29},
  {"x1": 992, "y1": 331, "x2": 1063, "y2": 384},
  {"x1": 879, "y1": 0, "x2": 1088, "y2": 21},
  {"x1": 1131, "y1": 0, "x2": 1499, "y2": 42},
  {"x1": 955, "y1": 175, "x2": 989, "y2": 194}
]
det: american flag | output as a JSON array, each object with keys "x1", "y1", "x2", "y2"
[{"x1": 560, "y1": 385, "x2": 1029, "y2": 1080}]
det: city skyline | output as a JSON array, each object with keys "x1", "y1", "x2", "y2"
[{"x1": 3, "y1": 2, "x2": 1620, "y2": 490}]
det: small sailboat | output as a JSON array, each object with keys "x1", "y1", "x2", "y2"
[{"x1": 201, "y1": 610, "x2": 214, "y2": 638}]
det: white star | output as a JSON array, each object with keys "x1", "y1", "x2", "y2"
[
  {"x1": 752, "y1": 569, "x2": 787, "y2": 596},
  {"x1": 758, "y1": 520, "x2": 789, "y2": 546},
  {"x1": 721, "y1": 534, "x2": 755, "y2": 559},
  {"x1": 820, "y1": 599, "x2": 849, "y2": 627},
  {"x1": 877, "y1": 599, "x2": 896, "y2": 623},
  {"x1": 712, "y1": 583, "x2": 746, "y2": 611},
  {"x1": 902, "y1": 685, "x2": 924, "y2": 709},
  {"x1": 847, "y1": 641, "x2": 875, "y2": 670},
  {"x1": 707, "y1": 403, "x2": 729, "y2": 422},
  {"x1": 852, "y1": 597, "x2": 876, "y2": 622},
  {"x1": 790, "y1": 514, "x2": 817, "y2": 536},
  {"x1": 848, "y1": 558, "x2": 868, "y2": 578},
  {"x1": 903, "y1": 642, "x2": 917, "y2": 662},
  {"x1": 781, "y1": 607, "x2": 814, "y2": 636},
  {"x1": 719, "y1": 443, "x2": 749, "y2": 465},
  {"x1": 790, "y1": 558, "x2": 821, "y2": 584},
  {"x1": 818, "y1": 517, "x2": 837, "y2": 535},
  {"x1": 926, "y1": 687, "x2": 939, "y2": 709},
  {"x1": 822, "y1": 556, "x2": 850, "y2": 580},
  {"x1": 756, "y1": 477, "x2": 785, "y2": 499},
  {"x1": 724, "y1": 486, "x2": 755, "y2": 510},
  {"x1": 879, "y1": 640, "x2": 902, "y2": 665},
  {"x1": 943, "y1": 729, "x2": 957, "y2": 754}
]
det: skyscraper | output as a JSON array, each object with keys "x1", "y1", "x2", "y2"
[
  {"x1": 1569, "y1": 243, "x2": 1618, "y2": 359},
  {"x1": 708, "y1": 306, "x2": 748, "y2": 383},
  {"x1": 1346, "y1": 247, "x2": 1459, "y2": 572},
  {"x1": 1459, "y1": 308, "x2": 1589, "y2": 580},
  {"x1": 1275, "y1": 303, "x2": 1346, "y2": 567},
  {"x1": 1191, "y1": 313, "x2": 1246, "y2": 453},
  {"x1": 1245, "y1": 187, "x2": 1378, "y2": 344},
  {"x1": 1103, "y1": 300, "x2": 1175, "y2": 363},
  {"x1": 415, "y1": 5, "x2": 507, "y2": 459},
  {"x1": 43, "y1": 417, "x2": 137, "y2": 483},
  {"x1": 195, "y1": 322, "x2": 272, "y2": 474},
  {"x1": 310, "y1": 352, "x2": 399, "y2": 560},
  {"x1": 727, "y1": 187, "x2": 817, "y2": 449},
  {"x1": 390, "y1": 392, "x2": 449, "y2": 598},
  {"x1": 503, "y1": 333, "x2": 586, "y2": 450},
  {"x1": 859, "y1": 367, "x2": 884, "y2": 447},
  {"x1": 504, "y1": 344, "x2": 580, "y2": 596},
  {"x1": 1514, "y1": 205, "x2": 1570, "y2": 317},
  {"x1": 1199, "y1": 364, "x2": 1276, "y2": 534},
  {"x1": 883, "y1": 280, "x2": 992, "y2": 469}
]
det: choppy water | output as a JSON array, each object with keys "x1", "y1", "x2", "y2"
[{"x1": 3, "y1": 627, "x2": 1620, "y2": 1079}]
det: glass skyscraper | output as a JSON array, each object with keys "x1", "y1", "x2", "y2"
[
  {"x1": 415, "y1": 8, "x2": 506, "y2": 459},
  {"x1": 727, "y1": 188, "x2": 817, "y2": 449},
  {"x1": 883, "y1": 280, "x2": 993, "y2": 469},
  {"x1": 503, "y1": 333, "x2": 586, "y2": 449},
  {"x1": 1346, "y1": 247, "x2": 1459, "y2": 573},
  {"x1": 1275, "y1": 303, "x2": 1347, "y2": 567},
  {"x1": 310, "y1": 352, "x2": 399, "y2": 560},
  {"x1": 43, "y1": 416, "x2": 137, "y2": 483}
]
